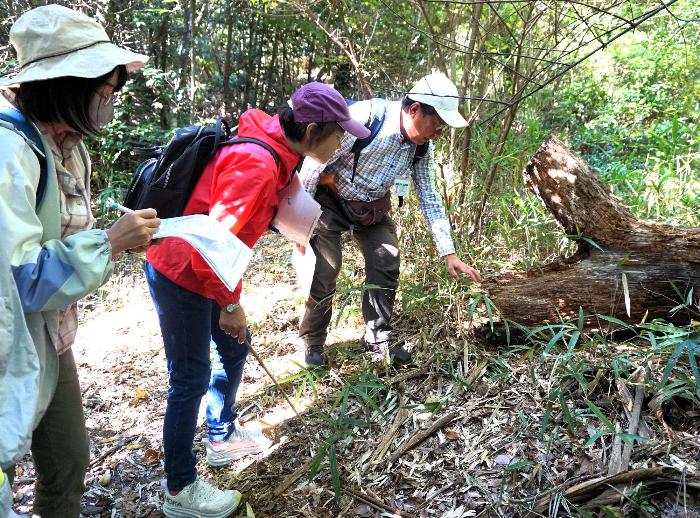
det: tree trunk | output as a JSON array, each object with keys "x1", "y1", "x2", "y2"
[
  {"x1": 457, "y1": 1, "x2": 483, "y2": 199},
  {"x1": 416, "y1": 0, "x2": 449, "y2": 76},
  {"x1": 189, "y1": 0, "x2": 197, "y2": 119},
  {"x1": 473, "y1": 4, "x2": 536, "y2": 232},
  {"x1": 485, "y1": 136, "x2": 700, "y2": 327},
  {"x1": 290, "y1": 0, "x2": 373, "y2": 97},
  {"x1": 260, "y1": 31, "x2": 279, "y2": 110},
  {"x1": 473, "y1": 104, "x2": 518, "y2": 229},
  {"x1": 101, "y1": 0, "x2": 119, "y2": 40},
  {"x1": 306, "y1": 41, "x2": 315, "y2": 83},
  {"x1": 157, "y1": 15, "x2": 171, "y2": 129},
  {"x1": 221, "y1": 0, "x2": 234, "y2": 117},
  {"x1": 243, "y1": 13, "x2": 258, "y2": 108}
]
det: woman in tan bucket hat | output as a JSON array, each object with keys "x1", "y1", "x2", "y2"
[{"x1": 0, "y1": 5, "x2": 160, "y2": 517}]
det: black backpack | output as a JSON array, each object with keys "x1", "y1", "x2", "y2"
[
  {"x1": 0, "y1": 107, "x2": 48, "y2": 209},
  {"x1": 124, "y1": 120, "x2": 279, "y2": 218},
  {"x1": 346, "y1": 98, "x2": 429, "y2": 207}
]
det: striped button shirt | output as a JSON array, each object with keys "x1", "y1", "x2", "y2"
[
  {"x1": 38, "y1": 125, "x2": 94, "y2": 354},
  {"x1": 299, "y1": 100, "x2": 455, "y2": 257}
]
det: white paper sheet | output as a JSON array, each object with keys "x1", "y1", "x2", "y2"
[
  {"x1": 154, "y1": 214, "x2": 252, "y2": 291},
  {"x1": 272, "y1": 175, "x2": 322, "y2": 246},
  {"x1": 291, "y1": 245, "x2": 316, "y2": 296}
]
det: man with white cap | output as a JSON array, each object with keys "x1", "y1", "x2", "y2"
[{"x1": 298, "y1": 72, "x2": 482, "y2": 367}]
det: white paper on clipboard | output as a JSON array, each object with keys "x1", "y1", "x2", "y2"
[
  {"x1": 153, "y1": 214, "x2": 252, "y2": 291},
  {"x1": 272, "y1": 175, "x2": 322, "y2": 246}
]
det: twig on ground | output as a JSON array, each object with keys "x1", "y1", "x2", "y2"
[
  {"x1": 273, "y1": 456, "x2": 317, "y2": 496},
  {"x1": 371, "y1": 384, "x2": 411, "y2": 463},
  {"x1": 464, "y1": 358, "x2": 489, "y2": 386},
  {"x1": 89, "y1": 441, "x2": 126, "y2": 468},
  {"x1": 344, "y1": 487, "x2": 419, "y2": 518},
  {"x1": 529, "y1": 467, "x2": 688, "y2": 514},
  {"x1": 510, "y1": 473, "x2": 600, "y2": 503},
  {"x1": 617, "y1": 377, "x2": 652, "y2": 438},
  {"x1": 386, "y1": 356, "x2": 435, "y2": 385},
  {"x1": 387, "y1": 411, "x2": 459, "y2": 464},
  {"x1": 12, "y1": 477, "x2": 35, "y2": 486},
  {"x1": 620, "y1": 381, "x2": 645, "y2": 472},
  {"x1": 608, "y1": 421, "x2": 623, "y2": 475}
]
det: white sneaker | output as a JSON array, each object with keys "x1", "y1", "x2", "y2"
[
  {"x1": 204, "y1": 427, "x2": 273, "y2": 466},
  {"x1": 162, "y1": 478, "x2": 241, "y2": 518}
]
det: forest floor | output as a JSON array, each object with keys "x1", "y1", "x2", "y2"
[{"x1": 11, "y1": 232, "x2": 700, "y2": 518}]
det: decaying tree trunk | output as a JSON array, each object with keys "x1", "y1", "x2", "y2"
[{"x1": 485, "y1": 135, "x2": 700, "y2": 327}]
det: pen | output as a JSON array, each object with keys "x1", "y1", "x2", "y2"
[{"x1": 108, "y1": 198, "x2": 133, "y2": 214}]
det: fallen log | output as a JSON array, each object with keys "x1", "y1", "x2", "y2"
[{"x1": 485, "y1": 135, "x2": 700, "y2": 327}]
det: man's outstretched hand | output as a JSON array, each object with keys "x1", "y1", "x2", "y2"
[{"x1": 444, "y1": 254, "x2": 482, "y2": 281}]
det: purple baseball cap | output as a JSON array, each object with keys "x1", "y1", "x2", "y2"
[{"x1": 290, "y1": 82, "x2": 370, "y2": 139}]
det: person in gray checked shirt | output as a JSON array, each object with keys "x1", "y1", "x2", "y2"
[{"x1": 297, "y1": 72, "x2": 482, "y2": 367}]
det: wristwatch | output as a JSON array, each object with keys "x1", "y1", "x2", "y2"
[{"x1": 222, "y1": 303, "x2": 240, "y2": 313}]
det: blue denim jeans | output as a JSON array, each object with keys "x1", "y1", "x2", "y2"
[{"x1": 145, "y1": 263, "x2": 249, "y2": 491}]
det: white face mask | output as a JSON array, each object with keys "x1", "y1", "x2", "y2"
[{"x1": 89, "y1": 93, "x2": 115, "y2": 130}]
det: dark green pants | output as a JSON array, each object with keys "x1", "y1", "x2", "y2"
[
  {"x1": 299, "y1": 186, "x2": 401, "y2": 348},
  {"x1": 29, "y1": 348, "x2": 89, "y2": 517}
]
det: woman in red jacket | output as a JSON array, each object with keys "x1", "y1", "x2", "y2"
[{"x1": 145, "y1": 82, "x2": 369, "y2": 518}]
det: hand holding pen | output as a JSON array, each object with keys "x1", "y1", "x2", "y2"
[{"x1": 106, "y1": 198, "x2": 160, "y2": 258}]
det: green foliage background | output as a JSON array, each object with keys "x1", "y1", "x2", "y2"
[
  {"x1": 1, "y1": 0, "x2": 698, "y2": 263},
  {"x1": 2, "y1": 5, "x2": 698, "y2": 510}
]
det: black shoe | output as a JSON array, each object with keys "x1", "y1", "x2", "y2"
[
  {"x1": 305, "y1": 344, "x2": 325, "y2": 367},
  {"x1": 364, "y1": 341, "x2": 412, "y2": 365},
  {"x1": 389, "y1": 345, "x2": 412, "y2": 364}
]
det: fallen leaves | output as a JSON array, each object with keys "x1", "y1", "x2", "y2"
[
  {"x1": 12, "y1": 233, "x2": 699, "y2": 518},
  {"x1": 143, "y1": 448, "x2": 161, "y2": 466}
]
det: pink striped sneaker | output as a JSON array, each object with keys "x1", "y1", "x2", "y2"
[{"x1": 204, "y1": 427, "x2": 272, "y2": 466}]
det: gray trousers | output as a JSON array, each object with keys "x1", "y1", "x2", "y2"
[
  {"x1": 299, "y1": 187, "x2": 401, "y2": 347},
  {"x1": 8, "y1": 349, "x2": 89, "y2": 518}
]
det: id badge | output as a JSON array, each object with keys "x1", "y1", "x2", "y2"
[{"x1": 394, "y1": 177, "x2": 410, "y2": 197}]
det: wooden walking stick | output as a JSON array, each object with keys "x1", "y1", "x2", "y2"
[{"x1": 244, "y1": 339, "x2": 307, "y2": 426}]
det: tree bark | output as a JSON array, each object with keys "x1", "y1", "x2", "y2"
[{"x1": 485, "y1": 136, "x2": 700, "y2": 327}]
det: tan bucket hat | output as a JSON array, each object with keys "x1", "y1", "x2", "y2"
[{"x1": 0, "y1": 4, "x2": 148, "y2": 87}]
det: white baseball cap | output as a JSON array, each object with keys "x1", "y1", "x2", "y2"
[
  {"x1": 407, "y1": 73, "x2": 467, "y2": 128},
  {"x1": 0, "y1": 5, "x2": 148, "y2": 87}
]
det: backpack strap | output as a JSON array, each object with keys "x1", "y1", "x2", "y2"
[
  {"x1": 221, "y1": 136, "x2": 287, "y2": 235},
  {"x1": 211, "y1": 119, "x2": 230, "y2": 156},
  {"x1": 222, "y1": 137, "x2": 280, "y2": 168},
  {"x1": 348, "y1": 98, "x2": 387, "y2": 182},
  {"x1": 0, "y1": 107, "x2": 48, "y2": 210},
  {"x1": 413, "y1": 142, "x2": 429, "y2": 165}
]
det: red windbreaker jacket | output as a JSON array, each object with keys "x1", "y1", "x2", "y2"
[{"x1": 146, "y1": 110, "x2": 301, "y2": 306}]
